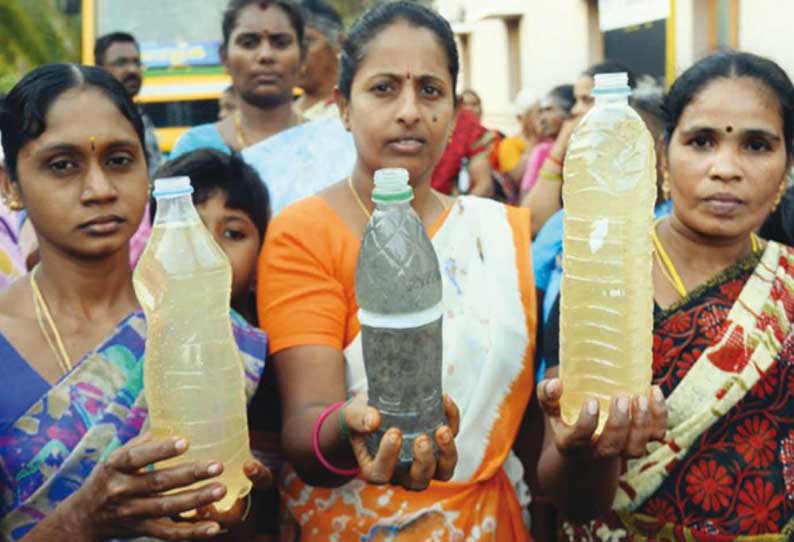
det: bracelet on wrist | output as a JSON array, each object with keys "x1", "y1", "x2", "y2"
[
  {"x1": 312, "y1": 402, "x2": 360, "y2": 477},
  {"x1": 338, "y1": 397, "x2": 354, "y2": 440},
  {"x1": 539, "y1": 169, "x2": 563, "y2": 182}
]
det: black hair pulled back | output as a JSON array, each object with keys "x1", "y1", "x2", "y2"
[
  {"x1": 338, "y1": 1, "x2": 459, "y2": 100},
  {"x1": 662, "y1": 50, "x2": 794, "y2": 158},
  {"x1": 0, "y1": 63, "x2": 146, "y2": 182}
]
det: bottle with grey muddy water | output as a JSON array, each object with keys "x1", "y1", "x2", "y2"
[{"x1": 355, "y1": 168, "x2": 446, "y2": 467}]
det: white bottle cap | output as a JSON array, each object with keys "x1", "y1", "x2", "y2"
[
  {"x1": 592, "y1": 72, "x2": 631, "y2": 96},
  {"x1": 153, "y1": 176, "x2": 194, "y2": 198},
  {"x1": 372, "y1": 168, "x2": 413, "y2": 203}
]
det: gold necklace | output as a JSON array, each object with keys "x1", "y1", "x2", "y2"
[
  {"x1": 234, "y1": 110, "x2": 249, "y2": 149},
  {"x1": 347, "y1": 176, "x2": 449, "y2": 219},
  {"x1": 30, "y1": 266, "x2": 72, "y2": 375},
  {"x1": 652, "y1": 218, "x2": 761, "y2": 299}
]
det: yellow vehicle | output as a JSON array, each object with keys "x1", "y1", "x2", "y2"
[{"x1": 82, "y1": 0, "x2": 230, "y2": 153}]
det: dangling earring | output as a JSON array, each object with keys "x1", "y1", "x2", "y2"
[
  {"x1": 772, "y1": 180, "x2": 787, "y2": 211},
  {"x1": 1, "y1": 192, "x2": 23, "y2": 211},
  {"x1": 661, "y1": 170, "x2": 672, "y2": 200}
]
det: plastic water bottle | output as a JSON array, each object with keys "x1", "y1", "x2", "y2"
[
  {"x1": 133, "y1": 176, "x2": 251, "y2": 512},
  {"x1": 355, "y1": 168, "x2": 446, "y2": 466},
  {"x1": 560, "y1": 73, "x2": 655, "y2": 434}
]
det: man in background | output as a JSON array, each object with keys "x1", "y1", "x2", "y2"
[
  {"x1": 293, "y1": 0, "x2": 343, "y2": 120},
  {"x1": 95, "y1": 32, "x2": 162, "y2": 177}
]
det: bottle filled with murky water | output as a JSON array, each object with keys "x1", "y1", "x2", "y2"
[
  {"x1": 560, "y1": 73, "x2": 655, "y2": 434},
  {"x1": 133, "y1": 176, "x2": 251, "y2": 512},
  {"x1": 355, "y1": 168, "x2": 446, "y2": 467}
]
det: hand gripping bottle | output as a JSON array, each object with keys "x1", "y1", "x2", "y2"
[
  {"x1": 560, "y1": 73, "x2": 655, "y2": 434},
  {"x1": 133, "y1": 176, "x2": 252, "y2": 512},
  {"x1": 355, "y1": 168, "x2": 446, "y2": 467}
]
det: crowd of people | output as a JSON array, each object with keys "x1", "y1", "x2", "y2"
[{"x1": 1, "y1": 0, "x2": 794, "y2": 541}]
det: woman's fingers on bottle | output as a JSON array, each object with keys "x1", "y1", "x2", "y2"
[
  {"x1": 401, "y1": 435, "x2": 436, "y2": 491},
  {"x1": 649, "y1": 385, "x2": 668, "y2": 441},
  {"x1": 135, "y1": 517, "x2": 221, "y2": 540},
  {"x1": 442, "y1": 394, "x2": 461, "y2": 436},
  {"x1": 107, "y1": 436, "x2": 189, "y2": 474},
  {"x1": 344, "y1": 402, "x2": 381, "y2": 436},
  {"x1": 434, "y1": 426, "x2": 457, "y2": 482},
  {"x1": 195, "y1": 495, "x2": 247, "y2": 527},
  {"x1": 126, "y1": 460, "x2": 224, "y2": 497},
  {"x1": 111, "y1": 482, "x2": 227, "y2": 521},
  {"x1": 351, "y1": 429, "x2": 401, "y2": 484},
  {"x1": 243, "y1": 458, "x2": 273, "y2": 491},
  {"x1": 537, "y1": 379, "x2": 562, "y2": 417},
  {"x1": 623, "y1": 395, "x2": 652, "y2": 459},
  {"x1": 555, "y1": 397, "x2": 598, "y2": 453},
  {"x1": 592, "y1": 396, "x2": 631, "y2": 459}
]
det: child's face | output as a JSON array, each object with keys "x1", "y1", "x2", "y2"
[{"x1": 196, "y1": 192, "x2": 261, "y2": 302}]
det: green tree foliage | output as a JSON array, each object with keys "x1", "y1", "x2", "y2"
[{"x1": 0, "y1": 0, "x2": 80, "y2": 92}]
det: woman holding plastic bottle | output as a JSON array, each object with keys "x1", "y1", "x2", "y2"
[
  {"x1": 538, "y1": 51, "x2": 794, "y2": 541},
  {"x1": 256, "y1": 2, "x2": 663, "y2": 540},
  {"x1": 0, "y1": 64, "x2": 270, "y2": 541}
]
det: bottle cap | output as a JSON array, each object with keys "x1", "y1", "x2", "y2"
[
  {"x1": 372, "y1": 168, "x2": 413, "y2": 203},
  {"x1": 592, "y1": 72, "x2": 631, "y2": 96},
  {"x1": 153, "y1": 176, "x2": 194, "y2": 198}
]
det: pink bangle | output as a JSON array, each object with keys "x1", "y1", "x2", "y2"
[{"x1": 312, "y1": 401, "x2": 361, "y2": 477}]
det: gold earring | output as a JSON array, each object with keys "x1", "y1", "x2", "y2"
[
  {"x1": 1, "y1": 192, "x2": 23, "y2": 211},
  {"x1": 661, "y1": 170, "x2": 671, "y2": 200},
  {"x1": 772, "y1": 181, "x2": 787, "y2": 211}
]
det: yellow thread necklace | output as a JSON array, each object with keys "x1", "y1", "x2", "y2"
[
  {"x1": 347, "y1": 176, "x2": 448, "y2": 219},
  {"x1": 234, "y1": 110, "x2": 249, "y2": 149},
  {"x1": 652, "y1": 218, "x2": 760, "y2": 298},
  {"x1": 30, "y1": 266, "x2": 72, "y2": 375}
]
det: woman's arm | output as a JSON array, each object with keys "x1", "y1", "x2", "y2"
[
  {"x1": 466, "y1": 152, "x2": 494, "y2": 198},
  {"x1": 524, "y1": 118, "x2": 579, "y2": 236},
  {"x1": 525, "y1": 177, "x2": 563, "y2": 236},
  {"x1": 535, "y1": 370, "x2": 667, "y2": 523},
  {"x1": 275, "y1": 345, "x2": 460, "y2": 489},
  {"x1": 275, "y1": 345, "x2": 362, "y2": 487}
]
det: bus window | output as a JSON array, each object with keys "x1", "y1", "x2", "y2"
[{"x1": 141, "y1": 99, "x2": 220, "y2": 128}]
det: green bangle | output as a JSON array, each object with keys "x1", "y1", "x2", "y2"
[
  {"x1": 338, "y1": 398, "x2": 354, "y2": 440},
  {"x1": 539, "y1": 169, "x2": 563, "y2": 182}
]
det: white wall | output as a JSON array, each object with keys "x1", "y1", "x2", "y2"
[
  {"x1": 467, "y1": 18, "x2": 512, "y2": 130},
  {"x1": 519, "y1": 1, "x2": 594, "y2": 101},
  {"x1": 739, "y1": 0, "x2": 794, "y2": 79},
  {"x1": 440, "y1": 0, "x2": 595, "y2": 134},
  {"x1": 671, "y1": 0, "x2": 711, "y2": 79}
]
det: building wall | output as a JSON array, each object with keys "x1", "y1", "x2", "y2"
[
  {"x1": 738, "y1": 0, "x2": 794, "y2": 78},
  {"x1": 438, "y1": 0, "x2": 794, "y2": 134},
  {"x1": 439, "y1": 0, "x2": 595, "y2": 134}
]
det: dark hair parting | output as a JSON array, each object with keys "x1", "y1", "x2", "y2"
[
  {"x1": 220, "y1": 0, "x2": 305, "y2": 56},
  {"x1": 0, "y1": 63, "x2": 146, "y2": 182},
  {"x1": 338, "y1": 1, "x2": 459, "y2": 100},
  {"x1": 662, "y1": 50, "x2": 794, "y2": 158}
]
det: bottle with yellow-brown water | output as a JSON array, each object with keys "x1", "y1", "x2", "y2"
[
  {"x1": 133, "y1": 176, "x2": 251, "y2": 513},
  {"x1": 560, "y1": 73, "x2": 655, "y2": 433}
]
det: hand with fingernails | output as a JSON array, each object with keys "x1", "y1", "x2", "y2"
[
  {"x1": 538, "y1": 378, "x2": 668, "y2": 461},
  {"x1": 25, "y1": 432, "x2": 272, "y2": 542},
  {"x1": 342, "y1": 393, "x2": 460, "y2": 491}
]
